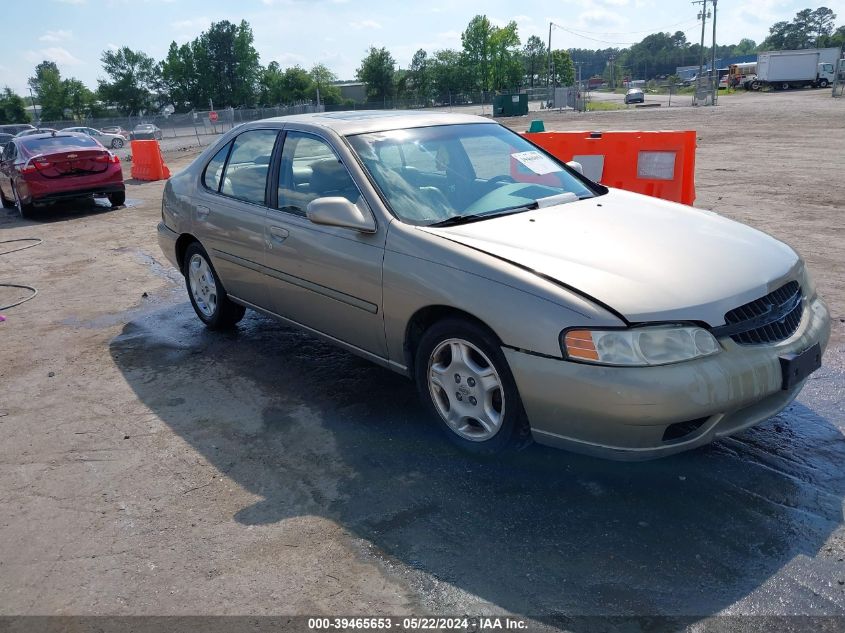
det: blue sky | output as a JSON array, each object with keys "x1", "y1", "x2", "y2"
[{"x1": 1, "y1": 0, "x2": 843, "y2": 94}]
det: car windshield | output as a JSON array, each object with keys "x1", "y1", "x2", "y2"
[
  {"x1": 347, "y1": 123, "x2": 598, "y2": 226},
  {"x1": 21, "y1": 135, "x2": 100, "y2": 153}
]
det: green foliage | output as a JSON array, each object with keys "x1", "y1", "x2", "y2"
[
  {"x1": 523, "y1": 36, "x2": 547, "y2": 88},
  {"x1": 28, "y1": 61, "x2": 65, "y2": 121},
  {"x1": 162, "y1": 20, "x2": 261, "y2": 109},
  {"x1": 309, "y1": 63, "x2": 341, "y2": 105},
  {"x1": 356, "y1": 47, "x2": 396, "y2": 101},
  {"x1": 98, "y1": 47, "x2": 159, "y2": 115},
  {"x1": 761, "y1": 7, "x2": 837, "y2": 50},
  {"x1": 550, "y1": 50, "x2": 574, "y2": 87},
  {"x1": 0, "y1": 88, "x2": 29, "y2": 124}
]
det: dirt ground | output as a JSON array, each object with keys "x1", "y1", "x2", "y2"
[{"x1": 1, "y1": 89, "x2": 844, "y2": 631}]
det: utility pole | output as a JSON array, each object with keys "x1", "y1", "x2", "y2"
[
  {"x1": 547, "y1": 21, "x2": 561, "y2": 106},
  {"x1": 28, "y1": 87, "x2": 39, "y2": 125},
  {"x1": 693, "y1": 0, "x2": 710, "y2": 103},
  {"x1": 711, "y1": 0, "x2": 718, "y2": 104}
]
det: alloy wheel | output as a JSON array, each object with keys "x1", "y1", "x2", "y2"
[
  {"x1": 427, "y1": 338, "x2": 505, "y2": 441},
  {"x1": 188, "y1": 253, "x2": 218, "y2": 318}
]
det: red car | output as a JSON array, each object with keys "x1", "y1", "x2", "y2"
[{"x1": 0, "y1": 132, "x2": 125, "y2": 218}]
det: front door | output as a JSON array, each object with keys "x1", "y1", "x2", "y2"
[{"x1": 262, "y1": 131, "x2": 387, "y2": 358}]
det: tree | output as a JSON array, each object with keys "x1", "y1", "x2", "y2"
[
  {"x1": 461, "y1": 15, "x2": 494, "y2": 91},
  {"x1": 28, "y1": 61, "x2": 66, "y2": 121},
  {"x1": 309, "y1": 63, "x2": 341, "y2": 104},
  {"x1": 162, "y1": 41, "x2": 205, "y2": 110},
  {"x1": 409, "y1": 49, "x2": 433, "y2": 103},
  {"x1": 0, "y1": 88, "x2": 29, "y2": 124},
  {"x1": 357, "y1": 46, "x2": 396, "y2": 102},
  {"x1": 523, "y1": 35, "x2": 547, "y2": 88},
  {"x1": 489, "y1": 21, "x2": 521, "y2": 90},
  {"x1": 732, "y1": 38, "x2": 757, "y2": 55},
  {"x1": 809, "y1": 7, "x2": 837, "y2": 46},
  {"x1": 430, "y1": 49, "x2": 468, "y2": 99},
  {"x1": 98, "y1": 46, "x2": 159, "y2": 115},
  {"x1": 63, "y1": 78, "x2": 93, "y2": 119},
  {"x1": 550, "y1": 50, "x2": 574, "y2": 87},
  {"x1": 197, "y1": 20, "x2": 261, "y2": 107}
]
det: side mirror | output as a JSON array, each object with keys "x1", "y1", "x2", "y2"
[
  {"x1": 306, "y1": 197, "x2": 376, "y2": 233},
  {"x1": 566, "y1": 160, "x2": 584, "y2": 175}
]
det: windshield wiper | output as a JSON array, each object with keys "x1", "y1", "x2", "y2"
[{"x1": 427, "y1": 204, "x2": 537, "y2": 227}]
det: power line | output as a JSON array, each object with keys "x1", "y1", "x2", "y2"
[{"x1": 558, "y1": 19, "x2": 699, "y2": 37}]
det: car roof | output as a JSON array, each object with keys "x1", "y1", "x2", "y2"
[{"x1": 258, "y1": 110, "x2": 496, "y2": 136}]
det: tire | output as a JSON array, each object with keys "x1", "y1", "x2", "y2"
[
  {"x1": 183, "y1": 242, "x2": 245, "y2": 330},
  {"x1": 13, "y1": 184, "x2": 35, "y2": 219},
  {"x1": 108, "y1": 191, "x2": 126, "y2": 207},
  {"x1": 0, "y1": 186, "x2": 13, "y2": 209},
  {"x1": 111, "y1": 138, "x2": 124, "y2": 149},
  {"x1": 750, "y1": 81, "x2": 760, "y2": 91},
  {"x1": 782, "y1": 82, "x2": 790, "y2": 91},
  {"x1": 819, "y1": 79, "x2": 829, "y2": 88},
  {"x1": 414, "y1": 318, "x2": 531, "y2": 455}
]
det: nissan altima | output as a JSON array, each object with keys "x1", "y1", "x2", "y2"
[{"x1": 157, "y1": 111, "x2": 830, "y2": 459}]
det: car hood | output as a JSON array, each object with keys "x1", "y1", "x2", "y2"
[{"x1": 420, "y1": 188, "x2": 801, "y2": 326}]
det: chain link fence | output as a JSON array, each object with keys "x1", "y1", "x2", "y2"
[{"x1": 38, "y1": 103, "x2": 325, "y2": 147}]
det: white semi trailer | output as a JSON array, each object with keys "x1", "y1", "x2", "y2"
[{"x1": 750, "y1": 47, "x2": 841, "y2": 90}]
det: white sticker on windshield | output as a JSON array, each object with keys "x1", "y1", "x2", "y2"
[{"x1": 511, "y1": 151, "x2": 561, "y2": 175}]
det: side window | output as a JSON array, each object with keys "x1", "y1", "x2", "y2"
[
  {"x1": 220, "y1": 129, "x2": 279, "y2": 205},
  {"x1": 277, "y1": 132, "x2": 360, "y2": 216},
  {"x1": 202, "y1": 141, "x2": 231, "y2": 192}
]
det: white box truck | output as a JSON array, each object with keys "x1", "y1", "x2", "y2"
[{"x1": 750, "y1": 47, "x2": 841, "y2": 90}]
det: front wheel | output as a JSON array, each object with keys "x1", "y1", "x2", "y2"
[
  {"x1": 111, "y1": 138, "x2": 124, "y2": 149},
  {"x1": 819, "y1": 79, "x2": 830, "y2": 88},
  {"x1": 415, "y1": 318, "x2": 531, "y2": 454},
  {"x1": 183, "y1": 242, "x2": 245, "y2": 329}
]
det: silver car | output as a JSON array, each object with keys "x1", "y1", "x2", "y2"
[
  {"x1": 157, "y1": 111, "x2": 830, "y2": 459},
  {"x1": 62, "y1": 126, "x2": 125, "y2": 149}
]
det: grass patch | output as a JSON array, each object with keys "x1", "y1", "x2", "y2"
[{"x1": 586, "y1": 100, "x2": 626, "y2": 111}]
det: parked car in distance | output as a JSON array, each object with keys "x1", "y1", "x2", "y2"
[
  {"x1": 62, "y1": 126, "x2": 126, "y2": 149},
  {"x1": 15, "y1": 127, "x2": 58, "y2": 137},
  {"x1": 157, "y1": 111, "x2": 830, "y2": 459},
  {"x1": 0, "y1": 132, "x2": 125, "y2": 217},
  {"x1": 0, "y1": 133, "x2": 13, "y2": 149},
  {"x1": 101, "y1": 125, "x2": 130, "y2": 140},
  {"x1": 0, "y1": 123, "x2": 36, "y2": 136},
  {"x1": 624, "y1": 88, "x2": 645, "y2": 104},
  {"x1": 130, "y1": 123, "x2": 163, "y2": 141}
]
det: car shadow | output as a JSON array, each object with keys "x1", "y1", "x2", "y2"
[
  {"x1": 1, "y1": 197, "x2": 126, "y2": 225},
  {"x1": 109, "y1": 302, "x2": 845, "y2": 627}
]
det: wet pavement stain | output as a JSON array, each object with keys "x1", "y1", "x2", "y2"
[{"x1": 108, "y1": 299, "x2": 845, "y2": 625}]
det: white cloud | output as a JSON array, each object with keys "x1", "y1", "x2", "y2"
[
  {"x1": 23, "y1": 47, "x2": 84, "y2": 66},
  {"x1": 350, "y1": 19, "x2": 382, "y2": 29},
  {"x1": 39, "y1": 30, "x2": 73, "y2": 43},
  {"x1": 171, "y1": 16, "x2": 212, "y2": 31}
]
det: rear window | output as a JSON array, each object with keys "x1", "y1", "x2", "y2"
[{"x1": 21, "y1": 135, "x2": 100, "y2": 153}]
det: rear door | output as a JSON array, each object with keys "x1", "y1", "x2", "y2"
[
  {"x1": 261, "y1": 129, "x2": 387, "y2": 357},
  {"x1": 192, "y1": 128, "x2": 280, "y2": 308}
]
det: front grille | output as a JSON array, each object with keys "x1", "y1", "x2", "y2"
[{"x1": 722, "y1": 281, "x2": 803, "y2": 345}]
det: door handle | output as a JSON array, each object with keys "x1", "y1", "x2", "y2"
[
  {"x1": 269, "y1": 226, "x2": 289, "y2": 243},
  {"x1": 196, "y1": 205, "x2": 210, "y2": 220}
]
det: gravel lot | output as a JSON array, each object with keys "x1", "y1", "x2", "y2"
[{"x1": 1, "y1": 88, "x2": 844, "y2": 631}]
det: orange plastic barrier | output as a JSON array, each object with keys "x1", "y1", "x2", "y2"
[
  {"x1": 130, "y1": 140, "x2": 171, "y2": 181},
  {"x1": 523, "y1": 130, "x2": 696, "y2": 205}
]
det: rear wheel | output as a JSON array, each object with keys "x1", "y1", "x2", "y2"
[
  {"x1": 781, "y1": 82, "x2": 790, "y2": 90},
  {"x1": 13, "y1": 184, "x2": 35, "y2": 219},
  {"x1": 0, "y1": 186, "x2": 13, "y2": 209},
  {"x1": 415, "y1": 318, "x2": 531, "y2": 454},
  {"x1": 183, "y1": 242, "x2": 245, "y2": 329},
  {"x1": 108, "y1": 191, "x2": 126, "y2": 207}
]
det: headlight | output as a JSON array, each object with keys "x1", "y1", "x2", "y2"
[{"x1": 562, "y1": 325, "x2": 720, "y2": 366}]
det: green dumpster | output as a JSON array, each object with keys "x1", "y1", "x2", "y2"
[{"x1": 493, "y1": 93, "x2": 528, "y2": 117}]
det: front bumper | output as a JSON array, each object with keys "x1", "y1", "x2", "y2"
[{"x1": 504, "y1": 295, "x2": 831, "y2": 460}]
